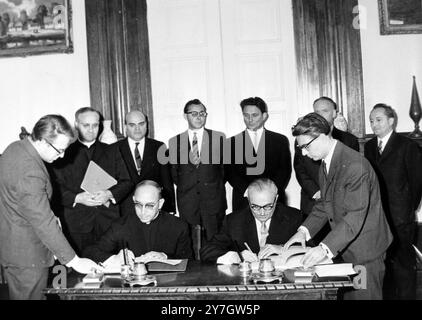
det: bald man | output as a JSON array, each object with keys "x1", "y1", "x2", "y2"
[{"x1": 115, "y1": 110, "x2": 175, "y2": 216}]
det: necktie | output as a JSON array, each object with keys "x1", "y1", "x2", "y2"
[
  {"x1": 322, "y1": 160, "x2": 328, "y2": 178},
  {"x1": 252, "y1": 131, "x2": 258, "y2": 151},
  {"x1": 378, "y1": 140, "x2": 383, "y2": 155},
  {"x1": 190, "y1": 132, "x2": 200, "y2": 166},
  {"x1": 259, "y1": 221, "x2": 269, "y2": 248},
  {"x1": 134, "y1": 142, "x2": 142, "y2": 174}
]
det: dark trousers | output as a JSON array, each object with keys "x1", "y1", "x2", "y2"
[
  {"x1": 3, "y1": 265, "x2": 49, "y2": 300},
  {"x1": 383, "y1": 222, "x2": 416, "y2": 300}
]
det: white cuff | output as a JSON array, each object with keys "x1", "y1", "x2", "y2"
[
  {"x1": 319, "y1": 243, "x2": 334, "y2": 259},
  {"x1": 298, "y1": 226, "x2": 311, "y2": 241}
]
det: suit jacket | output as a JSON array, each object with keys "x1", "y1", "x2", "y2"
[
  {"x1": 0, "y1": 139, "x2": 75, "y2": 268},
  {"x1": 226, "y1": 129, "x2": 291, "y2": 210},
  {"x1": 364, "y1": 132, "x2": 422, "y2": 226},
  {"x1": 200, "y1": 203, "x2": 302, "y2": 262},
  {"x1": 169, "y1": 128, "x2": 227, "y2": 236},
  {"x1": 294, "y1": 127, "x2": 360, "y2": 215},
  {"x1": 116, "y1": 137, "x2": 175, "y2": 214},
  {"x1": 83, "y1": 210, "x2": 193, "y2": 263},
  {"x1": 50, "y1": 140, "x2": 133, "y2": 235},
  {"x1": 303, "y1": 141, "x2": 393, "y2": 264}
]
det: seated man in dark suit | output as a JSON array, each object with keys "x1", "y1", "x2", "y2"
[
  {"x1": 200, "y1": 178, "x2": 302, "y2": 263},
  {"x1": 83, "y1": 180, "x2": 193, "y2": 264}
]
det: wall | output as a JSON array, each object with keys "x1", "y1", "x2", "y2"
[
  {"x1": 359, "y1": 0, "x2": 422, "y2": 134},
  {"x1": 0, "y1": 0, "x2": 90, "y2": 153}
]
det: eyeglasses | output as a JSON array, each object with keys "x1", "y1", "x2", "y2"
[
  {"x1": 249, "y1": 198, "x2": 277, "y2": 213},
  {"x1": 297, "y1": 136, "x2": 318, "y2": 151},
  {"x1": 44, "y1": 139, "x2": 65, "y2": 155},
  {"x1": 186, "y1": 111, "x2": 208, "y2": 118},
  {"x1": 133, "y1": 200, "x2": 159, "y2": 211}
]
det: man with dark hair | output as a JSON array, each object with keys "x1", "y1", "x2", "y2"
[
  {"x1": 226, "y1": 96, "x2": 291, "y2": 211},
  {"x1": 365, "y1": 103, "x2": 422, "y2": 300},
  {"x1": 0, "y1": 115, "x2": 101, "y2": 300},
  {"x1": 116, "y1": 110, "x2": 175, "y2": 216},
  {"x1": 168, "y1": 99, "x2": 226, "y2": 260},
  {"x1": 201, "y1": 178, "x2": 302, "y2": 263},
  {"x1": 285, "y1": 112, "x2": 393, "y2": 300},
  {"x1": 50, "y1": 107, "x2": 133, "y2": 255},
  {"x1": 83, "y1": 180, "x2": 192, "y2": 264}
]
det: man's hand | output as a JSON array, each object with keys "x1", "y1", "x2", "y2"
[
  {"x1": 312, "y1": 190, "x2": 321, "y2": 200},
  {"x1": 301, "y1": 245, "x2": 327, "y2": 269},
  {"x1": 91, "y1": 190, "x2": 113, "y2": 206},
  {"x1": 283, "y1": 230, "x2": 307, "y2": 251},
  {"x1": 241, "y1": 250, "x2": 258, "y2": 263},
  {"x1": 67, "y1": 256, "x2": 104, "y2": 274},
  {"x1": 136, "y1": 251, "x2": 167, "y2": 263},
  {"x1": 258, "y1": 244, "x2": 283, "y2": 259},
  {"x1": 75, "y1": 192, "x2": 102, "y2": 207}
]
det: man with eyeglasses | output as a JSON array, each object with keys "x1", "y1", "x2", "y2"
[
  {"x1": 285, "y1": 112, "x2": 392, "y2": 300},
  {"x1": 200, "y1": 178, "x2": 302, "y2": 264},
  {"x1": 49, "y1": 107, "x2": 133, "y2": 255},
  {"x1": 168, "y1": 99, "x2": 226, "y2": 260},
  {"x1": 83, "y1": 180, "x2": 192, "y2": 264},
  {"x1": 0, "y1": 115, "x2": 102, "y2": 300},
  {"x1": 226, "y1": 97, "x2": 292, "y2": 211},
  {"x1": 115, "y1": 110, "x2": 175, "y2": 217}
]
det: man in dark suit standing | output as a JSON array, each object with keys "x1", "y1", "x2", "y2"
[
  {"x1": 0, "y1": 115, "x2": 101, "y2": 300},
  {"x1": 169, "y1": 99, "x2": 226, "y2": 259},
  {"x1": 50, "y1": 108, "x2": 133, "y2": 255},
  {"x1": 286, "y1": 113, "x2": 393, "y2": 300},
  {"x1": 201, "y1": 178, "x2": 302, "y2": 263},
  {"x1": 294, "y1": 97, "x2": 360, "y2": 217},
  {"x1": 84, "y1": 180, "x2": 192, "y2": 264},
  {"x1": 116, "y1": 110, "x2": 175, "y2": 215},
  {"x1": 226, "y1": 97, "x2": 291, "y2": 211},
  {"x1": 365, "y1": 104, "x2": 422, "y2": 300}
]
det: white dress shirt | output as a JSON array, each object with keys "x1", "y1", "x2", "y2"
[
  {"x1": 255, "y1": 218, "x2": 271, "y2": 246},
  {"x1": 188, "y1": 127, "x2": 204, "y2": 156},
  {"x1": 247, "y1": 127, "x2": 264, "y2": 151},
  {"x1": 128, "y1": 137, "x2": 145, "y2": 169},
  {"x1": 377, "y1": 130, "x2": 393, "y2": 154}
]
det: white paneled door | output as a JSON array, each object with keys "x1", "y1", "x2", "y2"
[{"x1": 147, "y1": 0, "x2": 301, "y2": 208}]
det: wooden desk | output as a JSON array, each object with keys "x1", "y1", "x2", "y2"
[{"x1": 43, "y1": 262, "x2": 353, "y2": 300}]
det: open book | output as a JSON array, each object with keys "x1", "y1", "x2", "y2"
[{"x1": 269, "y1": 246, "x2": 332, "y2": 270}]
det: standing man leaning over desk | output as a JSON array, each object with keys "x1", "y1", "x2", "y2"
[
  {"x1": 285, "y1": 113, "x2": 393, "y2": 300},
  {"x1": 365, "y1": 104, "x2": 422, "y2": 300},
  {"x1": 116, "y1": 110, "x2": 175, "y2": 216},
  {"x1": 50, "y1": 107, "x2": 133, "y2": 255},
  {"x1": 0, "y1": 115, "x2": 101, "y2": 300},
  {"x1": 201, "y1": 178, "x2": 302, "y2": 263}
]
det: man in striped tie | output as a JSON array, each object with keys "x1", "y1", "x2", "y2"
[{"x1": 169, "y1": 99, "x2": 227, "y2": 260}]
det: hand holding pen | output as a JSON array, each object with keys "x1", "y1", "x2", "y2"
[{"x1": 241, "y1": 242, "x2": 259, "y2": 263}]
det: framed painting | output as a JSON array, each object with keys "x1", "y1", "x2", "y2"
[
  {"x1": 379, "y1": 0, "x2": 422, "y2": 34},
  {"x1": 0, "y1": 0, "x2": 73, "y2": 57}
]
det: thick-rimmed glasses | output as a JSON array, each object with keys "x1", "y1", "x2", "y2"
[
  {"x1": 249, "y1": 198, "x2": 277, "y2": 213},
  {"x1": 44, "y1": 139, "x2": 65, "y2": 155},
  {"x1": 133, "y1": 200, "x2": 159, "y2": 211},
  {"x1": 186, "y1": 111, "x2": 208, "y2": 118},
  {"x1": 297, "y1": 135, "x2": 318, "y2": 151}
]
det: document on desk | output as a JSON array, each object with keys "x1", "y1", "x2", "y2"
[
  {"x1": 80, "y1": 161, "x2": 117, "y2": 194},
  {"x1": 270, "y1": 246, "x2": 332, "y2": 270},
  {"x1": 314, "y1": 263, "x2": 357, "y2": 277}
]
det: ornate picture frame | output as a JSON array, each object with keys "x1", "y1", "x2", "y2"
[
  {"x1": 378, "y1": 0, "x2": 422, "y2": 35},
  {"x1": 0, "y1": 0, "x2": 73, "y2": 58}
]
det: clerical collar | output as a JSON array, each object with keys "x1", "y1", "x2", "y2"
[{"x1": 78, "y1": 139, "x2": 96, "y2": 148}]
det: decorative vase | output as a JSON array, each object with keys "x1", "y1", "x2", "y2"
[
  {"x1": 99, "y1": 120, "x2": 118, "y2": 144},
  {"x1": 409, "y1": 76, "x2": 422, "y2": 138}
]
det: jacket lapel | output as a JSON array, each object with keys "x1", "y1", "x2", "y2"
[
  {"x1": 321, "y1": 142, "x2": 342, "y2": 199},
  {"x1": 378, "y1": 132, "x2": 397, "y2": 162},
  {"x1": 121, "y1": 139, "x2": 139, "y2": 177},
  {"x1": 245, "y1": 210, "x2": 260, "y2": 253}
]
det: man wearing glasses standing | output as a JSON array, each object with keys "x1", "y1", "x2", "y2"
[
  {"x1": 285, "y1": 113, "x2": 392, "y2": 300},
  {"x1": 0, "y1": 115, "x2": 102, "y2": 299},
  {"x1": 200, "y1": 178, "x2": 302, "y2": 263},
  {"x1": 168, "y1": 99, "x2": 226, "y2": 260},
  {"x1": 83, "y1": 180, "x2": 192, "y2": 264},
  {"x1": 50, "y1": 107, "x2": 133, "y2": 255}
]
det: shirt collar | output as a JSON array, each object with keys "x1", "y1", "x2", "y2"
[
  {"x1": 128, "y1": 136, "x2": 145, "y2": 148},
  {"x1": 246, "y1": 127, "x2": 264, "y2": 138},
  {"x1": 378, "y1": 130, "x2": 393, "y2": 147},
  {"x1": 323, "y1": 140, "x2": 338, "y2": 174},
  {"x1": 188, "y1": 127, "x2": 204, "y2": 139}
]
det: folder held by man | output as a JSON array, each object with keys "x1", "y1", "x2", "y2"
[{"x1": 81, "y1": 161, "x2": 117, "y2": 194}]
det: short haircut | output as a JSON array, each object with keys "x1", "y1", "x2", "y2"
[
  {"x1": 124, "y1": 109, "x2": 147, "y2": 125},
  {"x1": 184, "y1": 99, "x2": 206, "y2": 114},
  {"x1": 240, "y1": 97, "x2": 268, "y2": 113},
  {"x1": 313, "y1": 96, "x2": 338, "y2": 111},
  {"x1": 371, "y1": 103, "x2": 398, "y2": 129},
  {"x1": 247, "y1": 178, "x2": 278, "y2": 197},
  {"x1": 75, "y1": 107, "x2": 101, "y2": 121},
  {"x1": 31, "y1": 114, "x2": 74, "y2": 142},
  {"x1": 292, "y1": 112, "x2": 331, "y2": 138},
  {"x1": 135, "y1": 180, "x2": 163, "y2": 199}
]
